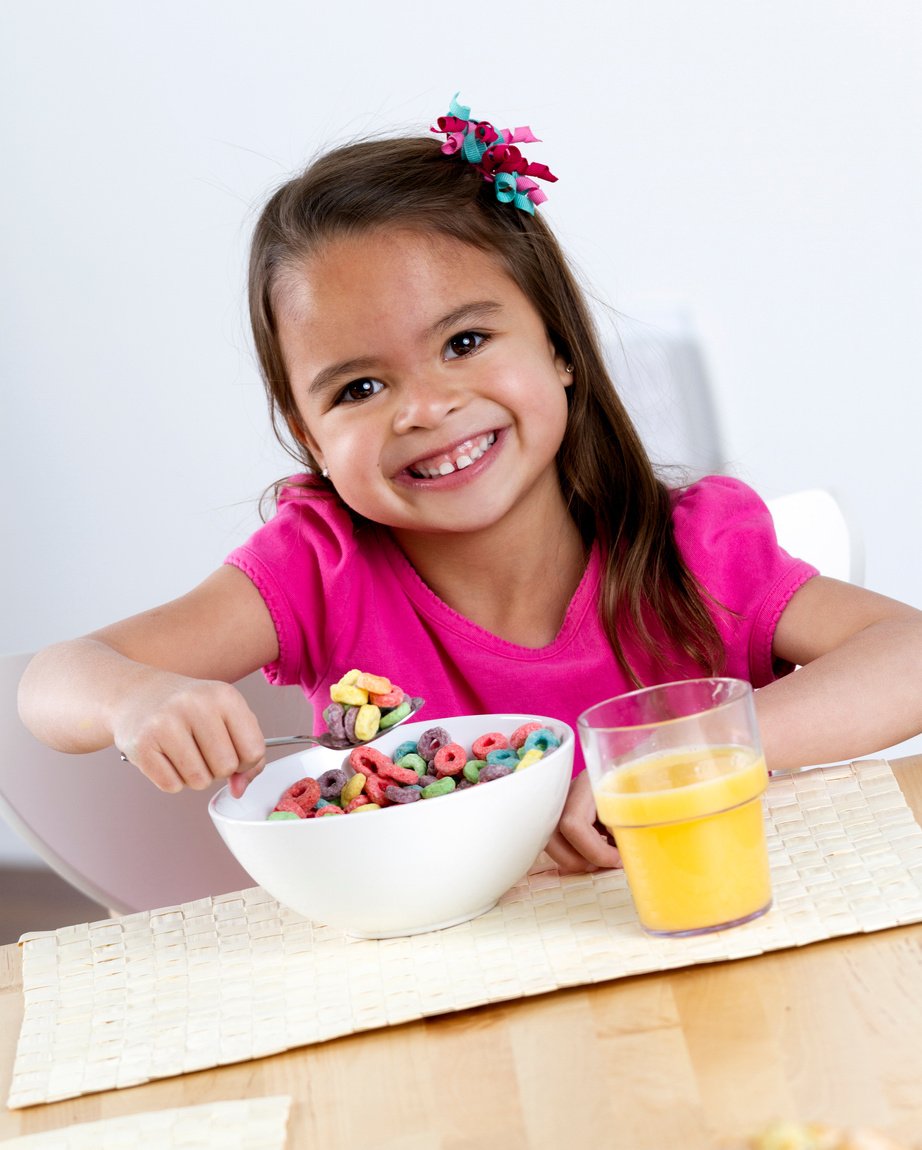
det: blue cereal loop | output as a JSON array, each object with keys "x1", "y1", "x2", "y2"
[
  {"x1": 522, "y1": 728, "x2": 560, "y2": 755},
  {"x1": 485, "y1": 747, "x2": 519, "y2": 769}
]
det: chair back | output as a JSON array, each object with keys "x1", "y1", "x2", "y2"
[
  {"x1": 605, "y1": 314, "x2": 725, "y2": 478},
  {"x1": 766, "y1": 488, "x2": 864, "y2": 584},
  {"x1": 0, "y1": 654, "x2": 309, "y2": 914}
]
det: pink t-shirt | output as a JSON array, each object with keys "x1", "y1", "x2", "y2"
[{"x1": 225, "y1": 474, "x2": 817, "y2": 774}]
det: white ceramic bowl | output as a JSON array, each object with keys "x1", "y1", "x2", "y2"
[{"x1": 209, "y1": 713, "x2": 574, "y2": 938}]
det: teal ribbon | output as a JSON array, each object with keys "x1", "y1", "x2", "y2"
[
  {"x1": 448, "y1": 91, "x2": 471, "y2": 120},
  {"x1": 494, "y1": 171, "x2": 536, "y2": 215}
]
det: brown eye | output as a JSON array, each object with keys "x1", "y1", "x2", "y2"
[
  {"x1": 446, "y1": 331, "x2": 486, "y2": 359},
  {"x1": 337, "y1": 378, "x2": 383, "y2": 405}
]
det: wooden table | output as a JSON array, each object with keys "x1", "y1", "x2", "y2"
[{"x1": 2, "y1": 757, "x2": 921, "y2": 1149}]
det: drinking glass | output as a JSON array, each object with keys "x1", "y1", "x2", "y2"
[{"x1": 578, "y1": 678, "x2": 772, "y2": 936}]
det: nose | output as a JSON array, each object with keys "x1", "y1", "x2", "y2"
[{"x1": 391, "y1": 374, "x2": 464, "y2": 434}]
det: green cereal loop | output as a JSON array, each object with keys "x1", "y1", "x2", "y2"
[
  {"x1": 463, "y1": 759, "x2": 486, "y2": 784},
  {"x1": 397, "y1": 752, "x2": 427, "y2": 775},
  {"x1": 378, "y1": 699, "x2": 411, "y2": 729},
  {"x1": 421, "y1": 777, "x2": 456, "y2": 799},
  {"x1": 267, "y1": 810, "x2": 300, "y2": 821}
]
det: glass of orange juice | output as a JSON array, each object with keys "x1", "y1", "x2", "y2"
[{"x1": 578, "y1": 678, "x2": 771, "y2": 937}]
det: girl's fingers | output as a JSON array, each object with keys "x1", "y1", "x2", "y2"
[
  {"x1": 550, "y1": 772, "x2": 623, "y2": 872},
  {"x1": 132, "y1": 746, "x2": 197, "y2": 794},
  {"x1": 228, "y1": 762, "x2": 265, "y2": 799},
  {"x1": 223, "y1": 700, "x2": 268, "y2": 797},
  {"x1": 224, "y1": 704, "x2": 268, "y2": 773},
  {"x1": 114, "y1": 677, "x2": 268, "y2": 793},
  {"x1": 544, "y1": 829, "x2": 600, "y2": 875}
]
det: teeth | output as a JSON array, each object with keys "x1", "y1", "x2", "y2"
[{"x1": 410, "y1": 433, "x2": 496, "y2": 479}]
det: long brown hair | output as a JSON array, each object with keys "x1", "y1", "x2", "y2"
[{"x1": 248, "y1": 135, "x2": 724, "y2": 682}]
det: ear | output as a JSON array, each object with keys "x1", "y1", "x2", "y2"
[
  {"x1": 553, "y1": 350, "x2": 575, "y2": 388},
  {"x1": 289, "y1": 419, "x2": 325, "y2": 470}
]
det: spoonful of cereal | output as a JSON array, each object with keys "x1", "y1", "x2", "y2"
[{"x1": 265, "y1": 669, "x2": 424, "y2": 752}]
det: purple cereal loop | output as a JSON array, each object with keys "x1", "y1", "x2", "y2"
[
  {"x1": 478, "y1": 762, "x2": 514, "y2": 783},
  {"x1": 344, "y1": 705, "x2": 358, "y2": 742},
  {"x1": 385, "y1": 784, "x2": 421, "y2": 804},
  {"x1": 416, "y1": 726, "x2": 452, "y2": 762},
  {"x1": 418, "y1": 774, "x2": 438, "y2": 788},
  {"x1": 317, "y1": 768, "x2": 348, "y2": 800},
  {"x1": 322, "y1": 702, "x2": 346, "y2": 741}
]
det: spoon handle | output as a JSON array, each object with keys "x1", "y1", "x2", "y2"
[{"x1": 264, "y1": 734, "x2": 322, "y2": 748}]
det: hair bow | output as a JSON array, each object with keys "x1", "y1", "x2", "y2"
[{"x1": 431, "y1": 93, "x2": 558, "y2": 215}]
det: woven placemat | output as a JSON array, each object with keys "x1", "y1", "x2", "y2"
[
  {"x1": 9, "y1": 760, "x2": 922, "y2": 1109},
  {"x1": 0, "y1": 1096, "x2": 291, "y2": 1147}
]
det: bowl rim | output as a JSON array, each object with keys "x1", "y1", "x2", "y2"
[{"x1": 208, "y1": 713, "x2": 574, "y2": 828}]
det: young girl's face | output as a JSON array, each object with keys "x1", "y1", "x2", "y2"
[{"x1": 275, "y1": 227, "x2": 573, "y2": 539}]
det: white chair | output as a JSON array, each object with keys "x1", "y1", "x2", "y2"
[
  {"x1": 766, "y1": 488, "x2": 864, "y2": 585},
  {"x1": 605, "y1": 321, "x2": 863, "y2": 586},
  {"x1": 604, "y1": 312, "x2": 726, "y2": 479},
  {"x1": 0, "y1": 653, "x2": 310, "y2": 914}
]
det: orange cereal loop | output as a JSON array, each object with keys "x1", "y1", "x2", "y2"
[
  {"x1": 509, "y1": 721, "x2": 543, "y2": 750},
  {"x1": 355, "y1": 672, "x2": 392, "y2": 694},
  {"x1": 370, "y1": 685, "x2": 405, "y2": 708}
]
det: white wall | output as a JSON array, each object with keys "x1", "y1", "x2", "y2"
[{"x1": 3, "y1": 1, "x2": 921, "y2": 861}]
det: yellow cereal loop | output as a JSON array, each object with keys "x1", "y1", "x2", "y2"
[
  {"x1": 336, "y1": 669, "x2": 362, "y2": 687},
  {"x1": 341, "y1": 773, "x2": 366, "y2": 803},
  {"x1": 353, "y1": 703, "x2": 381, "y2": 742},
  {"x1": 330, "y1": 683, "x2": 369, "y2": 706},
  {"x1": 355, "y1": 672, "x2": 392, "y2": 694},
  {"x1": 352, "y1": 803, "x2": 381, "y2": 813},
  {"x1": 515, "y1": 748, "x2": 544, "y2": 770}
]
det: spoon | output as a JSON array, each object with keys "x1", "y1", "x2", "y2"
[{"x1": 264, "y1": 696, "x2": 425, "y2": 751}]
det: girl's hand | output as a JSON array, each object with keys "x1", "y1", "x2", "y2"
[
  {"x1": 544, "y1": 770, "x2": 622, "y2": 875},
  {"x1": 111, "y1": 669, "x2": 267, "y2": 797}
]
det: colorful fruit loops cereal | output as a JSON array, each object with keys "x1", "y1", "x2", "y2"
[
  {"x1": 266, "y1": 721, "x2": 562, "y2": 820},
  {"x1": 321, "y1": 669, "x2": 424, "y2": 746}
]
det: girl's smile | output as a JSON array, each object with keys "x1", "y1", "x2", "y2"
[
  {"x1": 276, "y1": 228, "x2": 574, "y2": 543},
  {"x1": 403, "y1": 430, "x2": 497, "y2": 481}
]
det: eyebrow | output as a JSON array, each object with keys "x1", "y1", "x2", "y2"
[{"x1": 307, "y1": 299, "x2": 504, "y2": 397}]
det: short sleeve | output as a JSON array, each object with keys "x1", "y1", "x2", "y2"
[
  {"x1": 671, "y1": 476, "x2": 819, "y2": 686},
  {"x1": 224, "y1": 478, "x2": 355, "y2": 689}
]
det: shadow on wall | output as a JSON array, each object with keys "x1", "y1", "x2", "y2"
[{"x1": 603, "y1": 311, "x2": 726, "y2": 480}]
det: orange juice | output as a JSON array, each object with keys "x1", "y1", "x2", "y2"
[{"x1": 593, "y1": 745, "x2": 771, "y2": 935}]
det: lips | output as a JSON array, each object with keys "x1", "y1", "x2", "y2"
[{"x1": 407, "y1": 432, "x2": 497, "y2": 479}]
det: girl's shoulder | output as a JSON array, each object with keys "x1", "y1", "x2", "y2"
[
  {"x1": 670, "y1": 472, "x2": 814, "y2": 584},
  {"x1": 670, "y1": 472, "x2": 768, "y2": 519},
  {"x1": 670, "y1": 474, "x2": 776, "y2": 551},
  {"x1": 231, "y1": 474, "x2": 374, "y2": 573}
]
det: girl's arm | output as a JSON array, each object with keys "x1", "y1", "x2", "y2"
[
  {"x1": 546, "y1": 575, "x2": 922, "y2": 873},
  {"x1": 756, "y1": 575, "x2": 922, "y2": 769},
  {"x1": 17, "y1": 566, "x2": 280, "y2": 795}
]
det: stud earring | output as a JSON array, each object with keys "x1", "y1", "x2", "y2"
[
  {"x1": 321, "y1": 466, "x2": 329, "y2": 479},
  {"x1": 566, "y1": 363, "x2": 574, "y2": 374}
]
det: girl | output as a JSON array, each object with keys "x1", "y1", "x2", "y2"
[{"x1": 18, "y1": 97, "x2": 922, "y2": 874}]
